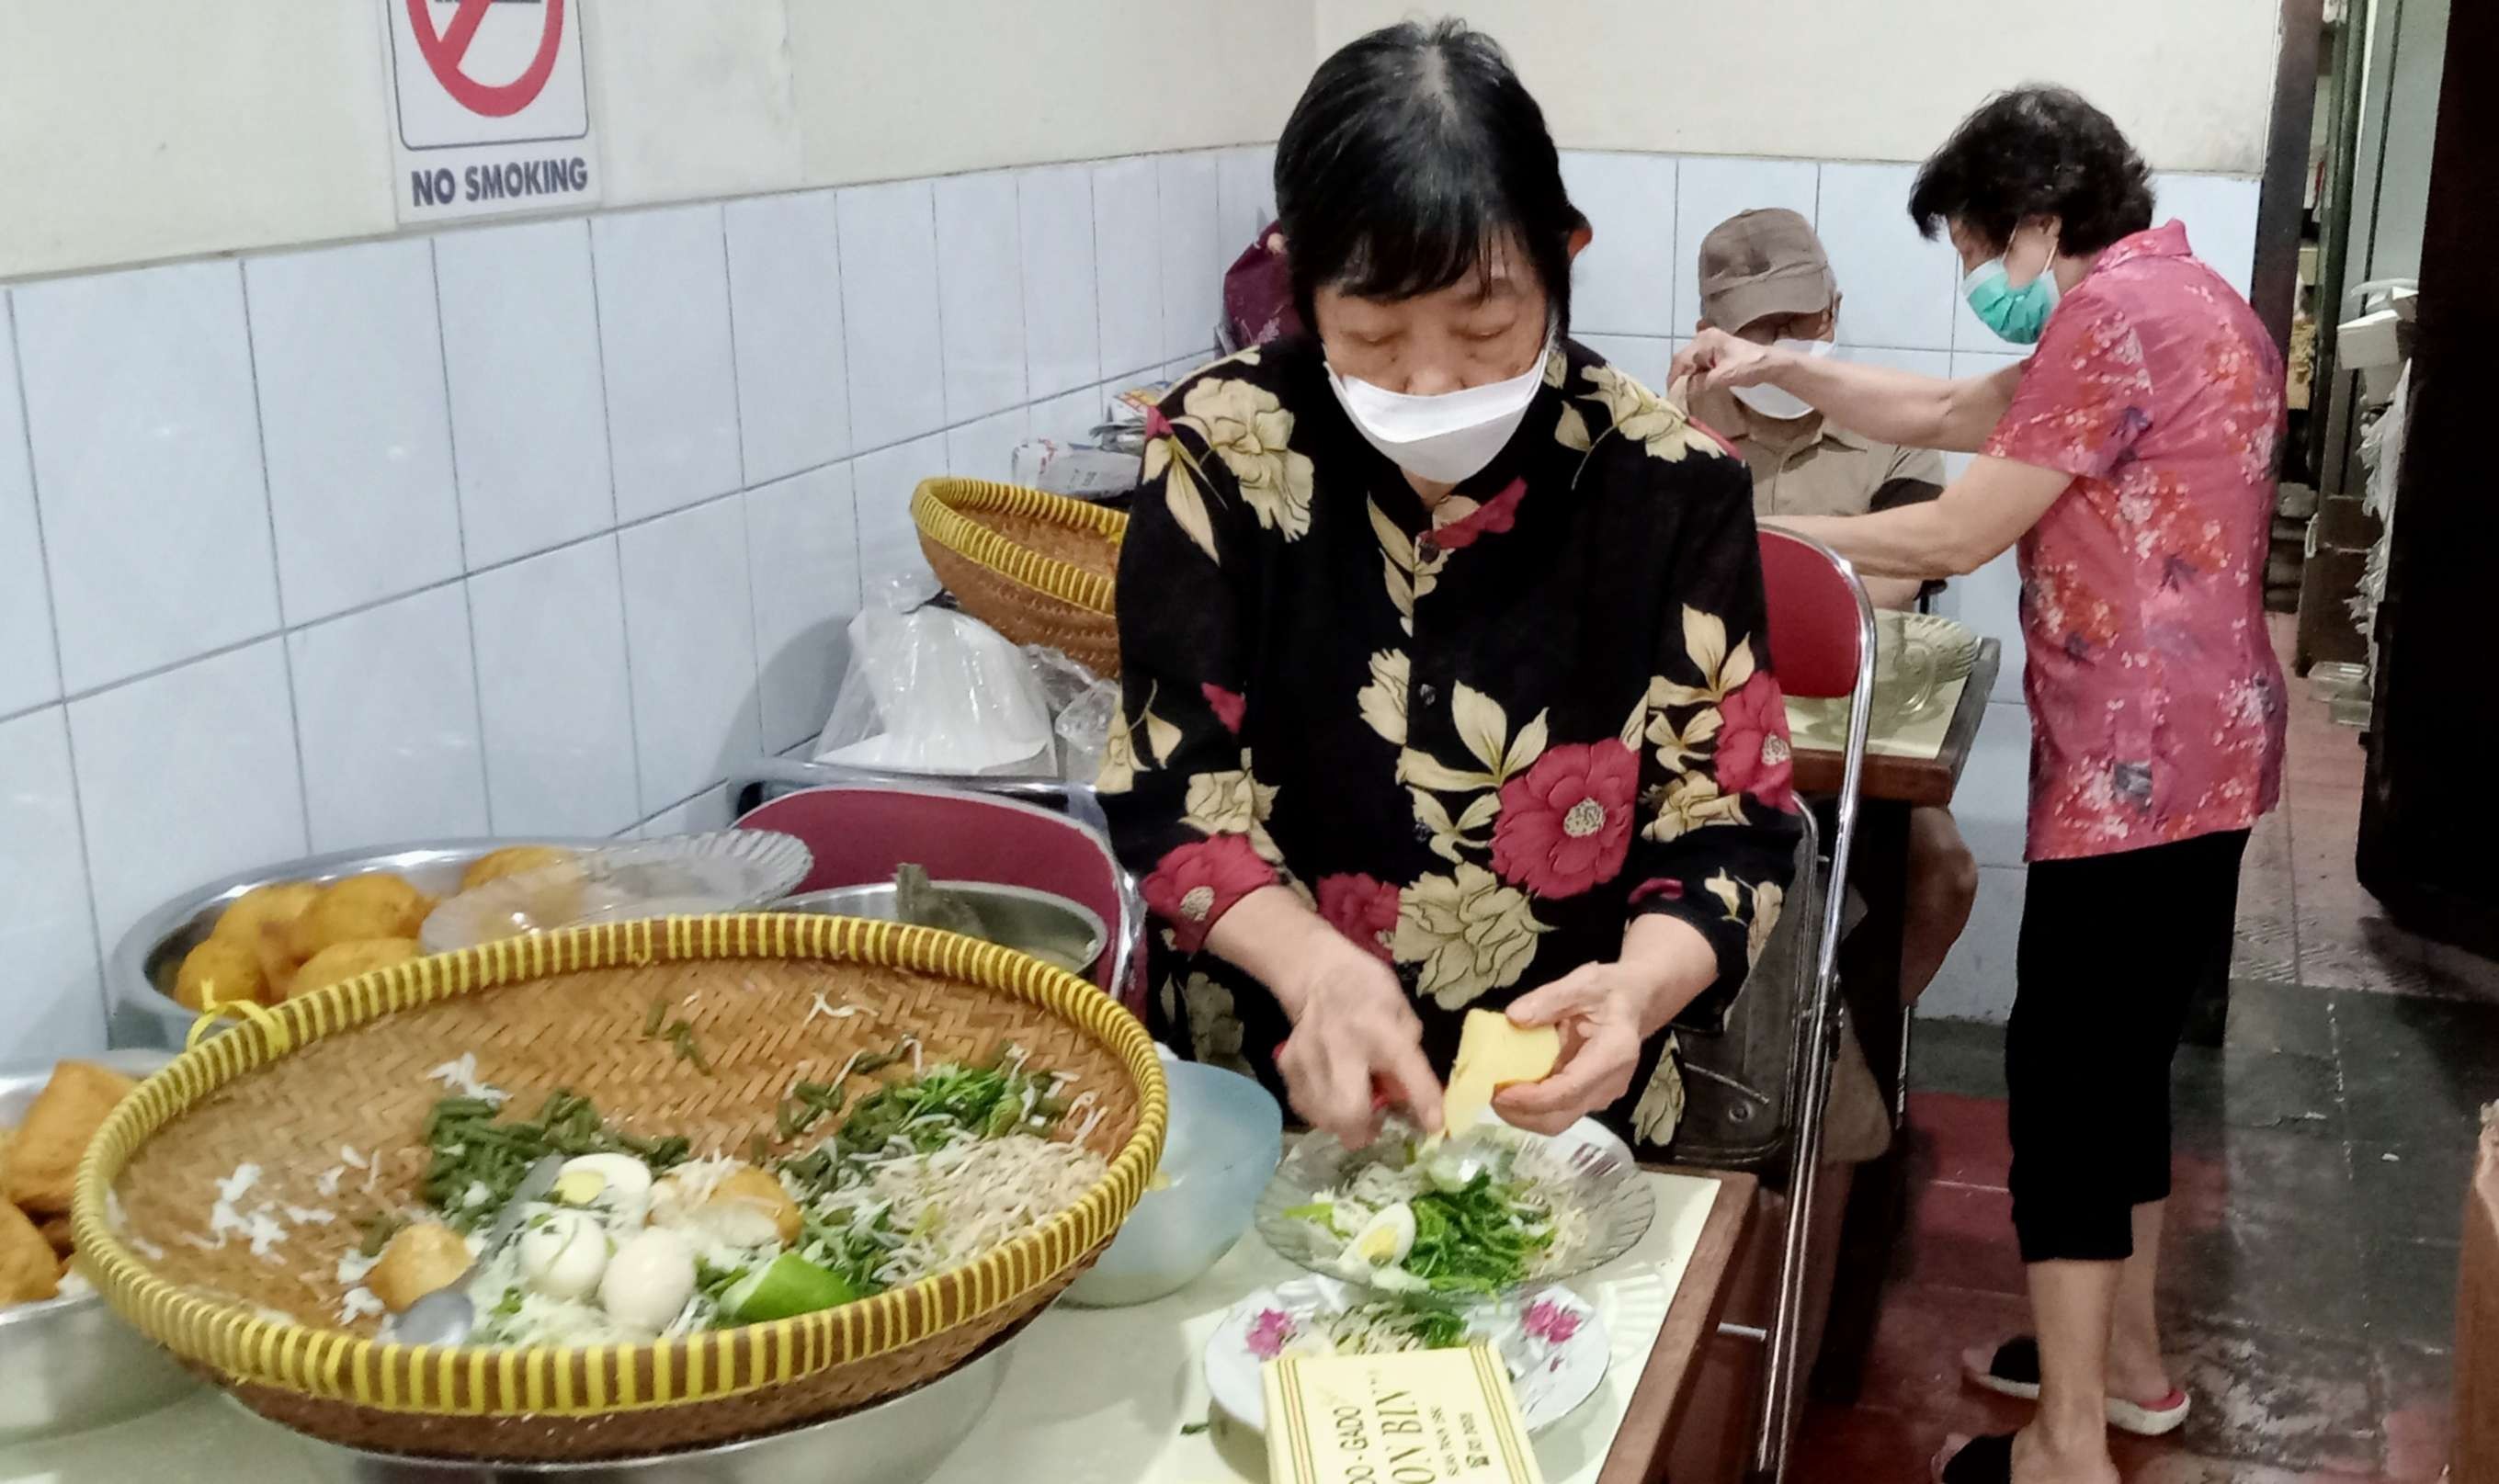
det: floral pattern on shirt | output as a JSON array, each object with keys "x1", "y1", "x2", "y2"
[
  {"x1": 1982, "y1": 222, "x2": 2288, "y2": 860},
  {"x1": 1105, "y1": 339, "x2": 1801, "y2": 1150}
]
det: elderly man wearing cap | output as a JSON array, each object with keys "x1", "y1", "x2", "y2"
[{"x1": 1687, "y1": 208, "x2": 1978, "y2": 1010}]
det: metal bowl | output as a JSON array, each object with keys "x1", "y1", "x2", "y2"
[
  {"x1": 0, "y1": 1048, "x2": 196, "y2": 1441},
  {"x1": 108, "y1": 839, "x2": 604, "y2": 1049},
  {"x1": 771, "y1": 882, "x2": 1108, "y2": 978},
  {"x1": 282, "y1": 1327, "x2": 1017, "y2": 1482}
]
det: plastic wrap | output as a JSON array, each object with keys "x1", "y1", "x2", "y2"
[{"x1": 812, "y1": 577, "x2": 1056, "y2": 776}]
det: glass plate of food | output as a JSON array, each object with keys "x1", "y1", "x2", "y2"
[
  {"x1": 1202, "y1": 1275, "x2": 1607, "y2": 1434},
  {"x1": 1253, "y1": 1116, "x2": 1654, "y2": 1297},
  {"x1": 418, "y1": 830, "x2": 812, "y2": 953}
]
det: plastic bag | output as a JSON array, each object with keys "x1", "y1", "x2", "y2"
[
  {"x1": 1053, "y1": 677, "x2": 1120, "y2": 784},
  {"x1": 812, "y1": 576, "x2": 1055, "y2": 776}
]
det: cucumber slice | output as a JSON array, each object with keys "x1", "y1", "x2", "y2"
[{"x1": 720, "y1": 1252, "x2": 858, "y2": 1322}]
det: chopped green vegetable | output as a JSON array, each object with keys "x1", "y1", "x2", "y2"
[
  {"x1": 1397, "y1": 1172, "x2": 1554, "y2": 1297},
  {"x1": 1180, "y1": 1421, "x2": 1211, "y2": 1437},
  {"x1": 420, "y1": 1089, "x2": 689, "y2": 1232},
  {"x1": 1280, "y1": 1200, "x2": 1337, "y2": 1228}
]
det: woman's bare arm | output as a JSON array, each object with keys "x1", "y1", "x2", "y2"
[
  {"x1": 1672, "y1": 332, "x2": 2025, "y2": 453},
  {"x1": 1768, "y1": 455, "x2": 2073, "y2": 579}
]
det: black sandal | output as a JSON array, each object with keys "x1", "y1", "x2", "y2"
[
  {"x1": 1966, "y1": 1336, "x2": 2190, "y2": 1435},
  {"x1": 1937, "y1": 1433, "x2": 2015, "y2": 1484}
]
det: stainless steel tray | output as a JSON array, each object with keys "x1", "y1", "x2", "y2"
[
  {"x1": 107, "y1": 839, "x2": 602, "y2": 1049},
  {"x1": 0, "y1": 1048, "x2": 194, "y2": 1441}
]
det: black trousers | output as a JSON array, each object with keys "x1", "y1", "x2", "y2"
[{"x1": 2005, "y1": 827, "x2": 2250, "y2": 1263}]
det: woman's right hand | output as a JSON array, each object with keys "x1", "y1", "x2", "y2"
[
  {"x1": 1274, "y1": 940, "x2": 1444, "y2": 1149},
  {"x1": 1670, "y1": 328, "x2": 1786, "y2": 397}
]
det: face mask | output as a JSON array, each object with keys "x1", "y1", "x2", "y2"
[
  {"x1": 1325, "y1": 333, "x2": 1554, "y2": 484},
  {"x1": 1964, "y1": 258, "x2": 2062, "y2": 344},
  {"x1": 1729, "y1": 338, "x2": 1837, "y2": 421}
]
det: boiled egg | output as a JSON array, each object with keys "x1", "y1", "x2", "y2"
[
  {"x1": 516, "y1": 1209, "x2": 609, "y2": 1301},
  {"x1": 1348, "y1": 1202, "x2": 1416, "y2": 1268},
  {"x1": 599, "y1": 1228, "x2": 696, "y2": 1333},
  {"x1": 552, "y1": 1153, "x2": 653, "y2": 1211}
]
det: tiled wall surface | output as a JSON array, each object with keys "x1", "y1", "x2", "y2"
[
  {"x1": 0, "y1": 145, "x2": 1278, "y2": 1062},
  {"x1": 0, "y1": 144, "x2": 2260, "y2": 1057}
]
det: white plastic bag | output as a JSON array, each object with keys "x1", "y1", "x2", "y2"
[{"x1": 812, "y1": 577, "x2": 1055, "y2": 776}]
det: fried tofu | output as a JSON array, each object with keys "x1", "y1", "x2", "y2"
[
  {"x1": 3, "y1": 1060, "x2": 138, "y2": 1216},
  {"x1": 0, "y1": 1200, "x2": 60, "y2": 1303}
]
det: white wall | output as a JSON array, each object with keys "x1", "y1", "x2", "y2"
[
  {"x1": 0, "y1": 1, "x2": 1309, "y2": 281},
  {"x1": 1317, "y1": 0, "x2": 2283, "y2": 172},
  {"x1": 0, "y1": 145, "x2": 1273, "y2": 1059}
]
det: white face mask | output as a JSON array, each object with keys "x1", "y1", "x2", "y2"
[
  {"x1": 1729, "y1": 338, "x2": 1837, "y2": 422},
  {"x1": 1325, "y1": 334, "x2": 1555, "y2": 485}
]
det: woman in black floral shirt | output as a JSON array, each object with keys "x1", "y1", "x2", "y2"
[{"x1": 1103, "y1": 19, "x2": 1802, "y2": 1152}]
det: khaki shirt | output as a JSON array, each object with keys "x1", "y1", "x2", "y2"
[{"x1": 1688, "y1": 385, "x2": 1947, "y2": 520}]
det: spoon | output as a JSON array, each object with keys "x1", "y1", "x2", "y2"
[{"x1": 388, "y1": 1155, "x2": 565, "y2": 1347}]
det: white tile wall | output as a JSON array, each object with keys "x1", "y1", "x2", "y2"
[
  {"x1": 66, "y1": 640, "x2": 307, "y2": 948},
  {"x1": 744, "y1": 463, "x2": 859, "y2": 753},
  {"x1": 1215, "y1": 145, "x2": 1277, "y2": 261},
  {"x1": 947, "y1": 405, "x2": 1031, "y2": 486},
  {"x1": 592, "y1": 204, "x2": 744, "y2": 523},
  {"x1": 0, "y1": 708, "x2": 102, "y2": 1058},
  {"x1": 0, "y1": 145, "x2": 2263, "y2": 1058},
  {"x1": 929, "y1": 176, "x2": 1024, "y2": 426},
  {"x1": 466, "y1": 538, "x2": 641, "y2": 840},
  {"x1": 1559, "y1": 152, "x2": 1678, "y2": 337},
  {"x1": 1018, "y1": 165, "x2": 1102, "y2": 401},
  {"x1": 934, "y1": 171, "x2": 1028, "y2": 424},
  {"x1": 1092, "y1": 157, "x2": 1165, "y2": 380},
  {"x1": 837, "y1": 180, "x2": 947, "y2": 446},
  {"x1": 1954, "y1": 701, "x2": 2033, "y2": 870},
  {"x1": 16, "y1": 260, "x2": 277, "y2": 694},
  {"x1": 1157, "y1": 153, "x2": 1221, "y2": 364},
  {"x1": 245, "y1": 239, "x2": 463, "y2": 626},
  {"x1": 1814, "y1": 162, "x2": 1959, "y2": 352},
  {"x1": 724, "y1": 189, "x2": 850, "y2": 483},
  {"x1": 0, "y1": 296, "x2": 58, "y2": 718},
  {"x1": 435, "y1": 221, "x2": 616, "y2": 568},
  {"x1": 854, "y1": 434, "x2": 951, "y2": 590},
  {"x1": 2153, "y1": 173, "x2": 2264, "y2": 300},
  {"x1": 287, "y1": 584, "x2": 488, "y2": 853},
  {"x1": 618, "y1": 497, "x2": 761, "y2": 810}
]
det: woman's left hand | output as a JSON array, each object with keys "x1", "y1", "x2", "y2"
[{"x1": 1493, "y1": 917, "x2": 1719, "y2": 1135}]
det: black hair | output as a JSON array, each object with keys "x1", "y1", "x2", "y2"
[
  {"x1": 1908, "y1": 86, "x2": 2155, "y2": 257},
  {"x1": 1273, "y1": 19, "x2": 1581, "y2": 331}
]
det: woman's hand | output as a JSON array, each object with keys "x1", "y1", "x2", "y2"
[
  {"x1": 1494, "y1": 917, "x2": 1718, "y2": 1135},
  {"x1": 1274, "y1": 939, "x2": 1444, "y2": 1150},
  {"x1": 1669, "y1": 329, "x2": 1789, "y2": 398}
]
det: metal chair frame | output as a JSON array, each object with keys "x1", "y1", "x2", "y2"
[{"x1": 1738, "y1": 529, "x2": 1878, "y2": 1484}]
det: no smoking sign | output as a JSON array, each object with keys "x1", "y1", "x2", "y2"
[{"x1": 383, "y1": 0, "x2": 599, "y2": 223}]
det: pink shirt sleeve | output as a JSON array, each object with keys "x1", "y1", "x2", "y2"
[{"x1": 1982, "y1": 291, "x2": 2156, "y2": 482}]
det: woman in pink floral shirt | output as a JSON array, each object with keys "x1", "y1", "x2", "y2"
[{"x1": 1677, "y1": 88, "x2": 2285, "y2": 1484}]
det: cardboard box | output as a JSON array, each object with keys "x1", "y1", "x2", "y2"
[
  {"x1": 2458, "y1": 1109, "x2": 2497, "y2": 1483},
  {"x1": 2296, "y1": 545, "x2": 2371, "y2": 672}
]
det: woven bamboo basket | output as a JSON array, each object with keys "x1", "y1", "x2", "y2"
[
  {"x1": 69, "y1": 914, "x2": 1164, "y2": 1462},
  {"x1": 912, "y1": 477, "x2": 1125, "y2": 677}
]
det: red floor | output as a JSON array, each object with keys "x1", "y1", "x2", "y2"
[{"x1": 1794, "y1": 620, "x2": 2496, "y2": 1481}]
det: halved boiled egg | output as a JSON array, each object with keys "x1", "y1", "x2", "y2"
[{"x1": 1347, "y1": 1202, "x2": 1416, "y2": 1268}]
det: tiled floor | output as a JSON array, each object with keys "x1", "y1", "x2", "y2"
[{"x1": 1795, "y1": 624, "x2": 2499, "y2": 1481}]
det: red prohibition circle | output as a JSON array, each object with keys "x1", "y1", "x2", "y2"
[{"x1": 404, "y1": 0, "x2": 567, "y2": 119}]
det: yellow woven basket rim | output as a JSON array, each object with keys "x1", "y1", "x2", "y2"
[
  {"x1": 910, "y1": 476, "x2": 1123, "y2": 617},
  {"x1": 69, "y1": 913, "x2": 1165, "y2": 1420}
]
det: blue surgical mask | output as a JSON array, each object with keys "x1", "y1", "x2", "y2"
[{"x1": 1963, "y1": 258, "x2": 2062, "y2": 344}]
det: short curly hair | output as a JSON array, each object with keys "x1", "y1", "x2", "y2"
[{"x1": 1908, "y1": 86, "x2": 2154, "y2": 257}]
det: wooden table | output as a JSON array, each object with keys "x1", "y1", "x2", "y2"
[
  {"x1": 1599, "y1": 1169, "x2": 1755, "y2": 1484},
  {"x1": 1796, "y1": 641, "x2": 1999, "y2": 1403}
]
